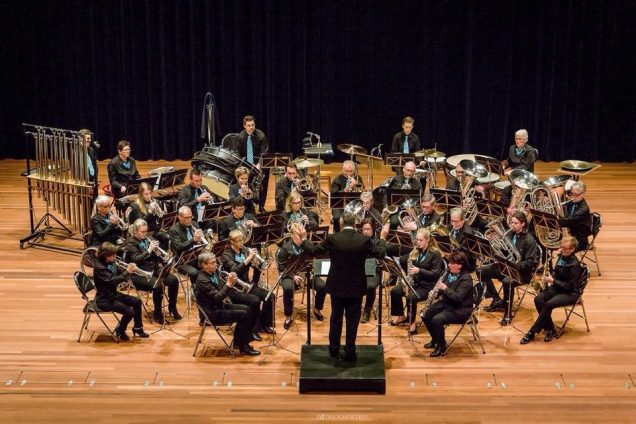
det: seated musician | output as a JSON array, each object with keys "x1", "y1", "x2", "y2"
[
  {"x1": 447, "y1": 207, "x2": 477, "y2": 272},
  {"x1": 91, "y1": 195, "x2": 124, "y2": 247},
  {"x1": 178, "y1": 168, "x2": 218, "y2": 230},
  {"x1": 360, "y1": 219, "x2": 386, "y2": 323},
  {"x1": 558, "y1": 182, "x2": 592, "y2": 252},
  {"x1": 276, "y1": 222, "x2": 327, "y2": 329},
  {"x1": 359, "y1": 191, "x2": 383, "y2": 230},
  {"x1": 502, "y1": 129, "x2": 538, "y2": 175},
  {"x1": 389, "y1": 161, "x2": 422, "y2": 191},
  {"x1": 422, "y1": 251, "x2": 473, "y2": 357},
  {"x1": 107, "y1": 140, "x2": 140, "y2": 199},
  {"x1": 446, "y1": 162, "x2": 463, "y2": 191},
  {"x1": 274, "y1": 163, "x2": 298, "y2": 211},
  {"x1": 401, "y1": 194, "x2": 442, "y2": 233},
  {"x1": 281, "y1": 191, "x2": 319, "y2": 231},
  {"x1": 125, "y1": 219, "x2": 181, "y2": 323},
  {"x1": 218, "y1": 197, "x2": 260, "y2": 240},
  {"x1": 330, "y1": 160, "x2": 364, "y2": 232},
  {"x1": 220, "y1": 229, "x2": 275, "y2": 336},
  {"x1": 390, "y1": 228, "x2": 445, "y2": 335},
  {"x1": 228, "y1": 166, "x2": 259, "y2": 214},
  {"x1": 168, "y1": 206, "x2": 205, "y2": 284},
  {"x1": 93, "y1": 242, "x2": 149, "y2": 341},
  {"x1": 521, "y1": 236, "x2": 582, "y2": 344},
  {"x1": 195, "y1": 252, "x2": 260, "y2": 356},
  {"x1": 127, "y1": 182, "x2": 170, "y2": 250},
  {"x1": 481, "y1": 211, "x2": 540, "y2": 326}
]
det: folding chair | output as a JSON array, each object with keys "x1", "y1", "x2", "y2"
[
  {"x1": 443, "y1": 280, "x2": 487, "y2": 355},
  {"x1": 74, "y1": 271, "x2": 120, "y2": 343},
  {"x1": 557, "y1": 263, "x2": 591, "y2": 338},
  {"x1": 579, "y1": 212, "x2": 602, "y2": 276},
  {"x1": 514, "y1": 245, "x2": 545, "y2": 313},
  {"x1": 191, "y1": 288, "x2": 236, "y2": 358}
]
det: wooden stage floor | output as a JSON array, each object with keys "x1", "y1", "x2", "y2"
[{"x1": 0, "y1": 158, "x2": 635, "y2": 422}]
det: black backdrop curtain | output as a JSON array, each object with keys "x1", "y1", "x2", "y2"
[{"x1": 1, "y1": 0, "x2": 634, "y2": 162}]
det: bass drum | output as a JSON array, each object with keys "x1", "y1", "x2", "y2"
[
  {"x1": 201, "y1": 169, "x2": 233, "y2": 200},
  {"x1": 372, "y1": 177, "x2": 394, "y2": 212}
]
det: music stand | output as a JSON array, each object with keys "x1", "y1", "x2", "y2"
[
  {"x1": 302, "y1": 191, "x2": 317, "y2": 208},
  {"x1": 152, "y1": 261, "x2": 189, "y2": 339},
  {"x1": 385, "y1": 229, "x2": 412, "y2": 247},
  {"x1": 388, "y1": 189, "x2": 421, "y2": 206},
  {"x1": 260, "y1": 153, "x2": 292, "y2": 169},
  {"x1": 432, "y1": 233, "x2": 456, "y2": 256},
  {"x1": 528, "y1": 207, "x2": 561, "y2": 248},
  {"x1": 255, "y1": 210, "x2": 285, "y2": 226},
  {"x1": 429, "y1": 188, "x2": 462, "y2": 210},
  {"x1": 385, "y1": 153, "x2": 415, "y2": 167},
  {"x1": 475, "y1": 198, "x2": 507, "y2": 222},
  {"x1": 474, "y1": 155, "x2": 503, "y2": 176},
  {"x1": 464, "y1": 233, "x2": 496, "y2": 263},
  {"x1": 159, "y1": 211, "x2": 179, "y2": 231},
  {"x1": 308, "y1": 226, "x2": 330, "y2": 243},
  {"x1": 125, "y1": 176, "x2": 156, "y2": 197},
  {"x1": 329, "y1": 192, "x2": 359, "y2": 209},
  {"x1": 210, "y1": 239, "x2": 230, "y2": 258}
]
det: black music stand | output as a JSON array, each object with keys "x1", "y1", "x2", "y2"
[
  {"x1": 528, "y1": 208, "x2": 561, "y2": 251},
  {"x1": 388, "y1": 189, "x2": 421, "y2": 206},
  {"x1": 329, "y1": 192, "x2": 359, "y2": 209},
  {"x1": 255, "y1": 210, "x2": 285, "y2": 226},
  {"x1": 496, "y1": 256, "x2": 525, "y2": 336},
  {"x1": 159, "y1": 211, "x2": 179, "y2": 231},
  {"x1": 464, "y1": 233, "x2": 496, "y2": 263},
  {"x1": 202, "y1": 201, "x2": 232, "y2": 222},
  {"x1": 260, "y1": 153, "x2": 292, "y2": 169},
  {"x1": 429, "y1": 188, "x2": 462, "y2": 210},
  {"x1": 251, "y1": 224, "x2": 285, "y2": 246},
  {"x1": 158, "y1": 169, "x2": 188, "y2": 190},
  {"x1": 151, "y1": 261, "x2": 189, "y2": 339},
  {"x1": 475, "y1": 155, "x2": 503, "y2": 176},
  {"x1": 385, "y1": 229, "x2": 412, "y2": 248},
  {"x1": 308, "y1": 226, "x2": 329, "y2": 243},
  {"x1": 210, "y1": 239, "x2": 230, "y2": 258},
  {"x1": 475, "y1": 198, "x2": 507, "y2": 222},
  {"x1": 385, "y1": 153, "x2": 415, "y2": 167},
  {"x1": 432, "y1": 233, "x2": 456, "y2": 256},
  {"x1": 125, "y1": 176, "x2": 157, "y2": 196},
  {"x1": 302, "y1": 192, "x2": 317, "y2": 208}
]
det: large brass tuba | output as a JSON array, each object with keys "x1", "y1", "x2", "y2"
[
  {"x1": 529, "y1": 177, "x2": 569, "y2": 249},
  {"x1": 483, "y1": 217, "x2": 521, "y2": 262},
  {"x1": 506, "y1": 169, "x2": 539, "y2": 226},
  {"x1": 458, "y1": 159, "x2": 488, "y2": 225}
]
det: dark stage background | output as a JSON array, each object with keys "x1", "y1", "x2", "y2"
[{"x1": 1, "y1": 0, "x2": 634, "y2": 162}]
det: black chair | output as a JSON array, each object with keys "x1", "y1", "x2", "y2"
[
  {"x1": 74, "y1": 271, "x2": 120, "y2": 343},
  {"x1": 513, "y1": 245, "x2": 545, "y2": 313},
  {"x1": 443, "y1": 280, "x2": 487, "y2": 355},
  {"x1": 579, "y1": 212, "x2": 602, "y2": 276},
  {"x1": 557, "y1": 263, "x2": 591, "y2": 339},
  {"x1": 191, "y1": 288, "x2": 236, "y2": 358}
]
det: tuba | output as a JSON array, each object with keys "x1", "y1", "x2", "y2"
[
  {"x1": 343, "y1": 199, "x2": 366, "y2": 224},
  {"x1": 458, "y1": 160, "x2": 488, "y2": 225},
  {"x1": 507, "y1": 169, "x2": 539, "y2": 226},
  {"x1": 483, "y1": 217, "x2": 521, "y2": 263},
  {"x1": 397, "y1": 198, "x2": 420, "y2": 230},
  {"x1": 529, "y1": 182, "x2": 568, "y2": 249}
]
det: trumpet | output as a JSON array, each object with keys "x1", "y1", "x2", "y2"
[
  {"x1": 242, "y1": 246, "x2": 271, "y2": 270},
  {"x1": 201, "y1": 188, "x2": 216, "y2": 205},
  {"x1": 219, "y1": 269, "x2": 254, "y2": 294},
  {"x1": 345, "y1": 176, "x2": 363, "y2": 192},
  {"x1": 114, "y1": 257, "x2": 153, "y2": 281},
  {"x1": 109, "y1": 211, "x2": 129, "y2": 231},
  {"x1": 148, "y1": 200, "x2": 165, "y2": 218},
  {"x1": 191, "y1": 225, "x2": 215, "y2": 246},
  {"x1": 147, "y1": 236, "x2": 172, "y2": 262}
]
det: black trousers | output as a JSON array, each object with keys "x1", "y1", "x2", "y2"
[
  {"x1": 131, "y1": 272, "x2": 179, "y2": 314},
  {"x1": 228, "y1": 289, "x2": 268, "y2": 331},
  {"x1": 390, "y1": 285, "x2": 430, "y2": 322},
  {"x1": 281, "y1": 276, "x2": 327, "y2": 317},
  {"x1": 329, "y1": 294, "x2": 363, "y2": 356},
  {"x1": 423, "y1": 302, "x2": 471, "y2": 347},
  {"x1": 364, "y1": 275, "x2": 380, "y2": 312},
  {"x1": 529, "y1": 286, "x2": 578, "y2": 333},
  {"x1": 97, "y1": 293, "x2": 143, "y2": 332},
  {"x1": 207, "y1": 303, "x2": 252, "y2": 346}
]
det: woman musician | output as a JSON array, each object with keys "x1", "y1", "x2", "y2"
[
  {"x1": 93, "y1": 242, "x2": 149, "y2": 341},
  {"x1": 229, "y1": 166, "x2": 259, "y2": 214},
  {"x1": 360, "y1": 219, "x2": 384, "y2": 323},
  {"x1": 521, "y1": 236, "x2": 582, "y2": 344},
  {"x1": 128, "y1": 182, "x2": 170, "y2": 250},
  {"x1": 91, "y1": 195, "x2": 126, "y2": 248},
  {"x1": 281, "y1": 191, "x2": 319, "y2": 231},
  {"x1": 390, "y1": 228, "x2": 445, "y2": 335},
  {"x1": 422, "y1": 250, "x2": 473, "y2": 357}
]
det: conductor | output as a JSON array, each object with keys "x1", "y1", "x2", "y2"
[{"x1": 300, "y1": 212, "x2": 387, "y2": 362}]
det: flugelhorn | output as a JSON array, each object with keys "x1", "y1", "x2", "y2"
[
  {"x1": 114, "y1": 257, "x2": 153, "y2": 281},
  {"x1": 219, "y1": 269, "x2": 254, "y2": 294}
]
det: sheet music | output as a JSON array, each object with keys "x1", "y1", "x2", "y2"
[{"x1": 321, "y1": 261, "x2": 331, "y2": 275}]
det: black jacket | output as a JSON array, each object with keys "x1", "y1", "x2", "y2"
[
  {"x1": 228, "y1": 183, "x2": 259, "y2": 214},
  {"x1": 274, "y1": 178, "x2": 294, "y2": 211},
  {"x1": 509, "y1": 231, "x2": 540, "y2": 284},
  {"x1": 410, "y1": 248, "x2": 445, "y2": 290},
  {"x1": 506, "y1": 144, "x2": 537, "y2": 172},
  {"x1": 552, "y1": 254, "x2": 582, "y2": 296},
  {"x1": 559, "y1": 199, "x2": 591, "y2": 244},
  {"x1": 219, "y1": 246, "x2": 253, "y2": 282},
  {"x1": 94, "y1": 259, "x2": 129, "y2": 306},
  {"x1": 128, "y1": 201, "x2": 161, "y2": 232},
  {"x1": 439, "y1": 270, "x2": 473, "y2": 310},
  {"x1": 390, "y1": 132, "x2": 421, "y2": 154},
  {"x1": 195, "y1": 269, "x2": 231, "y2": 313},
  {"x1": 178, "y1": 184, "x2": 216, "y2": 211},
  {"x1": 389, "y1": 174, "x2": 422, "y2": 191},
  {"x1": 124, "y1": 236, "x2": 161, "y2": 272},
  {"x1": 168, "y1": 221, "x2": 201, "y2": 256},
  {"x1": 281, "y1": 208, "x2": 319, "y2": 231},
  {"x1": 218, "y1": 213, "x2": 258, "y2": 240},
  {"x1": 107, "y1": 155, "x2": 140, "y2": 198},
  {"x1": 236, "y1": 129, "x2": 268, "y2": 163},
  {"x1": 91, "y1": 213, "x2": 121, "y2": 246}
]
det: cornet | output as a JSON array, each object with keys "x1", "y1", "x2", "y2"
[
  {"x1": 239, "y1": 184, "x2": 253, "y2": 199},
  {"x1": 108, "y1": 211, "x2": 129, "y2": 231},
  {"x1": 219, "y1": 269, "x2": 254, "y2": 294},
  {"x1": 147, "y1": 236, "x2": 172, "y2": 262},
  {"x1": 114, "y1": 257, "x2": 153, "y2": 281}
]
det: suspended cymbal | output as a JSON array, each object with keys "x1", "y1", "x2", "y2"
[
  {"x1": 425, "y1": 150, "x2": 446, "y2": 158},
  {"x1": 337, "y1": 144, "x2": 368, "y2": 155},
  {"x1": 293, "y1": 157, "x2": 324, "y2": 169},
  {"x1": 413, "y1": 148, "x2": 436, "y2": 157},
  {"x1": 560, "y1": 159, "x2": 595, "y2": 171}
]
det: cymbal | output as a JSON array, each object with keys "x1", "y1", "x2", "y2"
[
  {"x1": 293, "y1": 157, "x2": 324, "y2": 169},
  {"x1": 425, "y1": 150, "x2": 446, "y2": 158},
  {"x1": 560, "y1": 159, "x2": 595, "y2": 171},
  {"x1": 413, "y1": 148, "x2": 436, "y2": 157},
  {"x1": 337, "y1": 144, "x2": 368, "y2": 156}
]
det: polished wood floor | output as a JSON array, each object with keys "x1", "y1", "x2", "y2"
[{"x1": 1, "y1": 158, "x2": 635, "y2": 423}]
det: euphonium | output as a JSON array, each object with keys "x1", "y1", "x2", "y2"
[
  {"x1": 530, "y1": 184, "x2": 567, "y2": 249},
  {"x1": 114, "y1": 257, "x2": 153, "y2": 281},
  {"x1": 483, "y1": 217, "x2": 521, "y2": 263},
  {"x1": 148, "y1": 200, "x2": 165, "y2": 218},
  {"x1": 381, "y1": 205, "x2": 399, "y2": 225},
  {"x1": 507, "y1": 169, "x2": 539, "y2": 226},
  {"x1": 398, "y1": 199, "x2": 420, "y2": 229},
  {"x1": 343, "y1": 199, "x2": 366, "y2": 224}
]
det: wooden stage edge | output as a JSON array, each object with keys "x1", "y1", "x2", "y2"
[{"x1": 0, "y1": 159, "x2": 635, "y2": 422}]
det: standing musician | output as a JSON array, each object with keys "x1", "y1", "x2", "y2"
[
  {"x1": 359, "y1": 219, "x2": 385, "y2": 323},
  {"x1": 93, "y1": 242, "x2": 149, "y2": 341},
  {"x1": 521, "y1": 236, "x2": 582, "y2": 344},
  {"x1": 107, "y1": 140, "x2": 140, "y2": 199},
  {"x1": 276, "y1": 222, "x2": 327, "y2": 329},
  {"x1": 274, "y1": 163, "x2": 298, "y2": 211},
  {"x1": 220, "y1": 229, "x2": 276, "y2": 336},
  {"x1": 228, "y1": 166, "x2": 259, "y2": 214},
  {"x1": 79, "y1": 129, "x2": 99, "y2": 198},
  {"x1": 195, "y1": 252, "x2": 260, "y2": 356},
  {"x1": 127, "y1": 182, "x2": 170, "y2": 250},
  {"x1": 218, "y1": 197, "x2": 260, "y2": 240},
  {"x1": 330, "y1": 160, "x2": 364, "y2": 232},
  {"x1": 390, "y1": 116, "x2": 420, "y2": 155},
  {"x1": 300, "y1": 212, "x2": 388, "y2": 362},
  {"x1": 481, "y1": 211, "x2": 540, "y2": 326},
  {"x1": 422, "y1": 251, "x2": 473, "y2": 357},
  {"x1": 125, "y1": 219, "x2": 181, "y2": 323},
  {"x1": 91, "y1": 195, "x2": 124, "y2": 247},
  {"x1": 501, "y1": 129, "x2": 538, "y2": 175},
  {"x1": 558, "y1": 181, "x2": 592, "y2": 252},
  {"x1": 178, "y1": 168, "x2": 218, "y2": 229},
  {"x1": 390, "y1": 228, "x2": 445, "y2": 335},
  {"x1": 281, "y1": 191, "x2": 319, "y2": 231},
  {"x1": 236, "y1": 115, "x2": 269, "y2": 212},
  {"x1": 168, "y1": 206, "x2": 205, "y2": 284}
]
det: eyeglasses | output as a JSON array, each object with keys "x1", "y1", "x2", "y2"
[{"x1": 291, "y1": 201, "x2": 302, "y2": 205}]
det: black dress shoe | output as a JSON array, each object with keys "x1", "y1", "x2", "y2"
[
  {"x1": 500, "y1": 315, "x2": 512, "y2": 326},
  {"x1": 544, "y1": 329, "x2": 558, "y2": 342},
  {"x1": 116, "y1": 331, "x2": 130, "y2": 341},
  {"x1": 430, "y1": 346, "x2": 446, "y2": 357},
  {"x1": 132, "y1": 327, "x2": 150, "y2": 338},
  {"x1": 390, "y1": 317, "x2": 408, "y2": 326},
  {"x1": 485, "y1": 300, "x2": 506, "y2": 312},
  {"x1": 251, "y1": 332, "x2": 262, "y2": 342},
  {"x1": 520, "y1": 332, "x2": 535, "y2": 345},
  {"x1": 154, "y1": 313, "x2": 165, "y2": 325},
  {"x1": 283, "y1": 319, "x2": 292, "y2": 330},
  {"x1": 361, "y1": 310, "x2": 371, "y2": 323},
  {"x1": 239, "y1": 345, "x2": 261, "y2": 356},
  {"x1": 328, "y1": 347, "x2": 339, "y2": 358},
  {"x1": 169, "y1": 307, "x2": 182, "y2": 321},
  {"x1": 424, "y1": 340, "x2": 437, "y2": 349},
  {"x1": 343, "y1": 353, "x2": 357, "y2": 362},
  {"x1": 261, "y1": 326, "x2": 276, "y2": 334},
  {"x1": 313, "y1": 310, "x2": 324, "y2": 321}
]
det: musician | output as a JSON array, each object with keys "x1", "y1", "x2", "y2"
[
  {"x1": 390, "y1": 228, "x2": 445, "y2": 334},
  {"x1": 359, "y1": 191, "x2": 383, "y2": 230},
  {"x1": 390, "y1": 116, "x2": 420, "y2": 155},
  {"x1": 128, "y1": 182, "x2": 170, "y2": 249},
  {"x1": 228, "y1": 166, "x2": 259, "y2": 214},
  {"x1": 168, "y1": 206, "x2": 204, "y2": 284},
  {"x1": 558, "y1": 182, "x2": 591, "y2": 252},
  {"x1": 402, "y1": 194, "x2": 442, "y2": 232},
  {"x1": 218, "y1": 197, "x2": 260, "y2": 241},
  {"x1": 79, "y1": 129, "x2": 98, "y2": 195},
  {"x1": 330, "y1": 160, "x2": 364, "y2": 232},
  {"x1": 91, "y1": 195, "x2": 124, "y2": 247},
  {"x1": 220, "y1": 229, "x2": 276, "y2": 336},
  {"x1": 502, "y1": 129, "x2": 538, "y2": 175},
  {"x1": 359, "y1": 219, "x2": 384, "y2": 323},
  {"x1": 236, "y1": 115, "x2": 269, "y2": 211},
  {"x1": 422, "y1": 251, "x2": 473, "y2": 357},
  {"x1": 521, "y1": 236, "x2": 582, "y2": 344},
  {"x1": 300, "y1": 212, "x2": 388, "y2": 362},
  {"x1": 178, "y1": 168, "x2": 217, "y2": 229},
  {"x1": 195, "y1": 252, "x2": 260, "y2": 356},
  {"x1": 389, "y1": 161, "x2": 422, "y2": 191},
  {"x1": 125, "y1": 219, "x2": 181, "y2": 323},
  {"x1": 481, "y1": 211, "x2": 540, "y2": 325},
  {"x1": 276, "y1": 223, "x2": 327, "y2": 329},
  {"x1": 93, "y1": 242, "x2": 149, "y2": 341},
  {"x1": 447, "y1": 207, "x2": 476, "y2": 272},
  {"x1": 281, "y1": 191, "x2": 319, "y2": 231},
  {"x1": 274, "y1": 163, "x2": 298, "y2": 211},
  {"x1": 107, "y1": 140, "x2": 140, "y2": 199}
]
